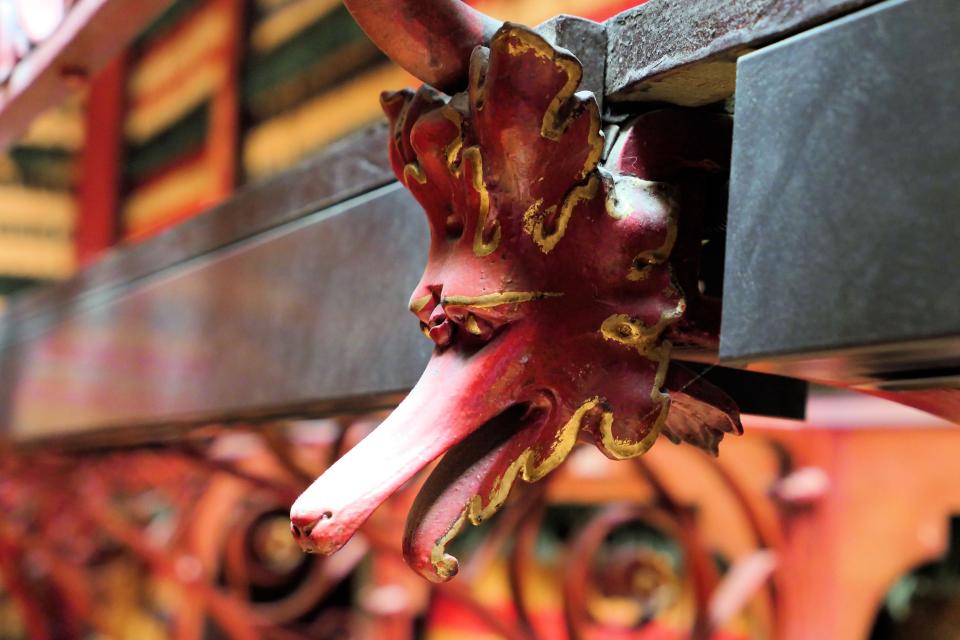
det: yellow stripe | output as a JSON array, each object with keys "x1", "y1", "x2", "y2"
[
  {"x1": 242, "y1": 0, "x2": 624, "y2": 178},
  {"x1": 0, "y1": 236, "x2": 75, "y2": 279},
  {"x1": 243, "y1": 64, "x2": 412, "y2": 179},
  {"x1": 0, "y1": 185, "x2": 75, "y2": 230},
  {"x1": 125, "y1": 60, "x2": 224, "y2": 143},
  {"x1": 0, "y1": 155, "x2": 20, "y2": 183},
  {"x1": 19, "y1": 99, "x2": 85, "y2": 150},
  {"x1": 128, "y1": 4, "x2": 230, "y2": 102},
  {"x1": 250, "y1": 0, "x2": 340, "y2": 53},
  {"x1": 255, "y1": 0, "x2": 292, "y2": 10},
  {"x1": 123, "y1": 161, "x2": 215, "y2": 232}
]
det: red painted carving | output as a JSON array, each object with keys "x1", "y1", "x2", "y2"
[{"x1": 291, "y1": 23, "x2": 742, "y2": 581}]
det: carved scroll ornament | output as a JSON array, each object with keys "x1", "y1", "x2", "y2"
[{"x1": 291, "y1": 19, "x2": 741, "y2": 582}]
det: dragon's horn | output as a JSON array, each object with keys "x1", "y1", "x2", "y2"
[{"x1": 343, "y1": 0, "x2": 501, "y2": 92}]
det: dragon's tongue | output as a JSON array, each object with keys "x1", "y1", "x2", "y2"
[
  {"x1": 403, "y1": 400, "x2": 566, "y2": 582},
  {"x1": 402, "y1": 407, "x2": 523, "y2": 581},
  {"x1": 290, "y1": 343, "x2": 526, "y2": 556}
]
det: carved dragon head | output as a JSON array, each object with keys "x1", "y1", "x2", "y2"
[{"x1": 291, "y1": 15, "x2": 741, "y2": 582}]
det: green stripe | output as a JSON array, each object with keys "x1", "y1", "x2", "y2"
[
  {"x1": 135, "y1": 0, "x2": 204, "y2": 49},
  {"x1": 245, "y1": 40, "x2": 384, "y2": 121},
  {"x1": 8, "y1": 147, "x2": 76, "y2": 191},
  {"x1": 125, "y1": 104, "x2": 209, "y2": 185},
  {"x1": 0, "y1": 277, "x2": 37, "y2": 295},
  {"x1": 243, "y1": 5, "x2": 374, "y2": 102}
]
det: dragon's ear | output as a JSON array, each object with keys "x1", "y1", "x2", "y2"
[
  {"x1": 472, "y1": 25, "x2": 603, "y2": 215},
  {"x1": 345, "y1": 0, "x2": 501, "y2": 91}
]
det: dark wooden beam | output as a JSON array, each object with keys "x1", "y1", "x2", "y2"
[
  {"x1": 0, "y1": 124, "x2": 405, "y2": 448},
  {"x1": 2, "y1": 182, "x2": 429, "y2": 448},
  {"x1": 604, "y1": 0, "x2": 884, "y2": 106}
]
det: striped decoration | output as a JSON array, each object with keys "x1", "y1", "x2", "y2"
[
  {"x1": 244, "y1": 63, "x2": 412, "y2": 179},
  {"x1": 239, "y1": 0, "x2": 645, "y2": 181},
  {"x1": 0, "y1": 181, "x2": 76, "y2": 280},
  {"x1": 122, "y1": 0, "x2": 649, "y2": 231},
  {"x1": 249, "y1": 0, "x2": 341, "y2": 53},
  {"x1": 121, "y1": 0, "x2": 234, "y2": 239},
  {"x1": 0, "y1": 97, "x2": 80, "y2": 282},
  {"x1": 240, "y1": 0, "x2": 395, "y2": 179},
  {"x1": 125, "y1": 0, "x2": 232, "y2": 143},
  {"x1": 123, "y1": 150, "x2": 218, "y2": 238}
]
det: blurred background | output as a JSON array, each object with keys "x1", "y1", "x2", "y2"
[
  {"x1": 0, "y1": 0, "x2": 641, "y2": 303},
  {"x1": 1, "y1": 1, "x2": 959, "y2": 639},
  {"x1": 1, "y1": 403, "x2": 959, "y2": 639}
]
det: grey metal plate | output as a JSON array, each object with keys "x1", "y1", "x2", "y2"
[
  {"x1": 1, "y1": 184, "x2": 432, "y2": 445},
  {"x1": 722, "y1": 0, "x2": 960, "y2": 382}
]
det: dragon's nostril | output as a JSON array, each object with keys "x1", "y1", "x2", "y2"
[
  {"x1": 289, "y1": 510, "x2": 334, "y2": 543},
  {"x1": 290, "y1": 512, "x2": 322, "y2": 540}
]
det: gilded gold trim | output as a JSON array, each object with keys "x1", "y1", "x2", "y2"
[
  {"x1": 403, "y1": 162, "x2": 427, "y2": 185},
  {"x1": 439, "y1": 106, "x2": 464, "y2": 170},
  {"x1": 497, "y1": 27, "x2": 579, "y2": 141},
  {"x1": 523, "y1": 174, "x2": 599, "y2": 254},
  {"x1": 580, "y1": 104, "x2": 604, "y2": 180},
  {"x1": 627, "y1": 227, "x2": 678, "y2": 282},
  {"x1": 603, "y1": 176, "x2": 679, "y2": 281},
  {"x1": 426, "y1": 319, "x2": 680, "y2": 576},
  {"x1": 464, "y1": 314, "x2": 483, "y2": 335},
  {"x1": 430, "y1": 508, "x2": 470, "y2": 580},
  {"x1": 635, "y1": 226, "x2": 677, "y2": 281},
  {"x1": 599, "y1": 342, "x2": 672, "y2": 459},
  {"x1": 409, "y1": 294, "x2": 433, "y2": 313},
  {"x1": 441, "y1": 291, "x2": 562, "y2": 308},
  {"x1": 493, "y1": 26, "x2": 603, "y2": 180},
  {"x1": 462, "y1": 147, "x2": 500, "y2": 256},
  {"x1": 597, "y1": 293, "x2": 684, "y2": 459},
  {"x1": 429, "y1": 397, "x2": 605, "y2": 578},
  {"x1": 599, "y1": 299, "x2": 686, "y2": 352}
]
